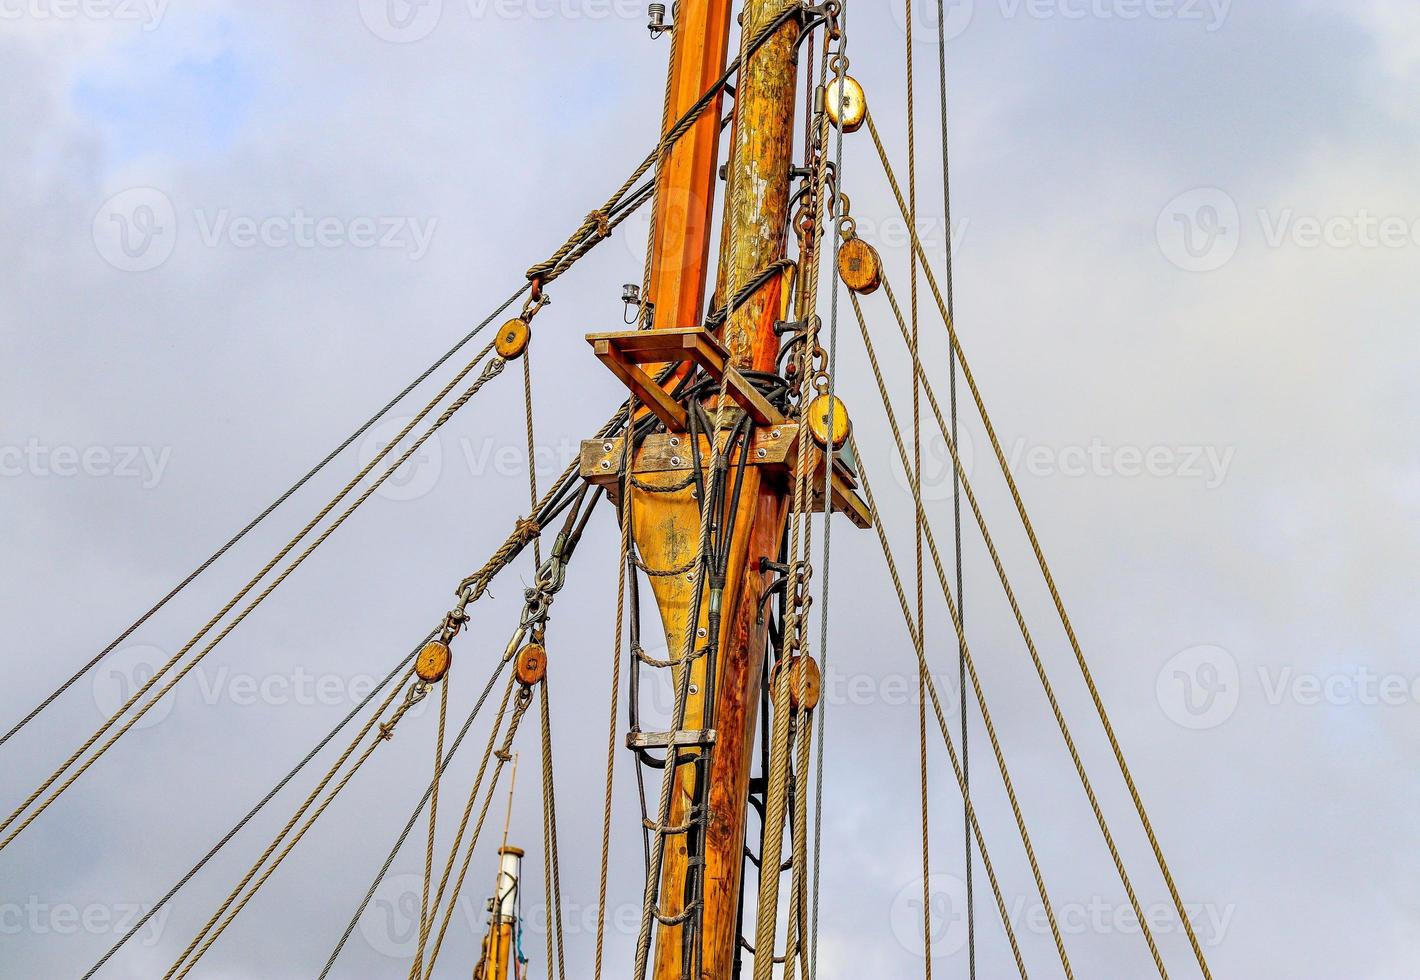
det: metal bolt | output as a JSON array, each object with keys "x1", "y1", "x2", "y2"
[
  {"x1": 601, "y1": 460, "x2": 611, "y2": 469},
  {"x1": 697, "y1": 627, "x2": 707, "y2": 638},
  {"x1": 756, "y1": 448, "x2": 767, "y2": 458},
  {"x1": 669, "y1": 436, "x2": 680, "y2": 447},
  {"x1": 671, "y1": 456, "x2": 682, "y2": 466},
  {"x1": 603, "y1": 442, "x2": 614, "y2": 452},
  {"x1": 771, "y1": 428, "x2": 782, "y2": 439}
]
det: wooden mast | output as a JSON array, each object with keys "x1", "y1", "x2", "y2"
[
  {"x1": 639, "y1": 2, "x2": 803, "y2": 979},
  {"x1": 581, "y1": 2, "x2": 858, "y2": 977}
]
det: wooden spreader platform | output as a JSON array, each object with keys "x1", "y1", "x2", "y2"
[{"x1": 581, "y1": 327, "x2": 872, "y2": 529}]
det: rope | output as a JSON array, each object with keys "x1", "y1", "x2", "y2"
[
  {"x1": 79, "y1": 637, "x2": 424, "y2": 978},
  {"x1": 164, "y1": 671, "x2": 425, "y2": 979},
  {"x1": 851, "y1": 439, "x2": 1030, "y2": 980},
  {"x1": 525, "y1": 4, "x2": 801, "y2": 289},
  {"x1": 632, "y1": 367, "x2": 735, "y2": 980},
  {"x1": 872, "y1": 265, "x2": 1172, "y2": 976},
  {"x1": 901, "y1": 5, "x2": 935, "y2": 976},
  {"x1": 420, "y1": 686, "x2": 534, "y2": 977},
  {"x1": 539, "y1": 678, "x2": 568, "y2": 980},
  {"x1": 409, "y1": 674, "x2": 450, "y2": 979},
  {"x1": 0, "y1": 348, "x2": 507, "y2": 852},
  {"x1": 0, "y1": 292, "x2": 527, "y2": 752},
  {"x1": 754, "y1": 17, "x2": 837, "y2": 968},
  {"x1": 415, "y1": 674, "x2": 518, "y2": 976},
  {"x1": 851, "y1": 292, "x2": 1075, "y2": 978},
  {"x1": 932, "y1": 0, "x2": 975, "y2": 968},
  {"x1": 865, "y1": 109, "x2": 1213, "y2": 980},
  {"x1": 524, "y1": 351, "x2": 543, "y2": 569},
  {"x1": 317, "y1": 654, "x2": 511, "y2": 979},
  {"x1": 592, "y1": 397, "x2": 632, "y2": 980},
  {"x1": 810, "y1": 7, "x2": 851, "y2": 975}
]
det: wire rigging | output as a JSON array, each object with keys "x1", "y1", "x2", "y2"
[
  {"x1": 0, "y1": 348, "x2": 510, "y2": 853},
  {"x1": 849, "y1": 291, "x2": 1076, "y2": 979},
  {"x1": 864, "y1": 107, "x2": 1215, "y2": 980},
  {"x1": 0, "y1": 292, "x2": 528, "y2": 752},
  {"x1": 931, "y1": 0, "x2": 975, "y2": 968}
]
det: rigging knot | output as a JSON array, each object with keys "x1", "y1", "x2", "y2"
[{"x1": 588, "y1": 209, "x2": 612, "y2": 239}]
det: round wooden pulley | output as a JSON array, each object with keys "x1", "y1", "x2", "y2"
[
  {"x1": 836, "y1": 238, "x2": 882, "y2": 295},
  {"x1": 773, "y1": 656, "x2": 822, "y2": 711},
  {"x1": 495, "y1": 318, "x2": 531, "y2": 359},
  {"x1": 824, "y1": 76, "x2": 867, "y2": 133},
  {"x1": 805, "y1": 393, "x2": 851, "y2": 450},
  {"x1": 515, "y1": 643, "x2": 547, "y2": 686},
  {"x1": 415, "y1": 640, "x2": 452, "y2": 683}
]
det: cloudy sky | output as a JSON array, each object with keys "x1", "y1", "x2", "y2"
[{"x1": 2, "y1": 0, "x2": 1418, "y2": 977}]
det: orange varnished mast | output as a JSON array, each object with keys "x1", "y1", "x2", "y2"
[{"x1": 632, "y1": 1, "x2": 803, "y2": 978}]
